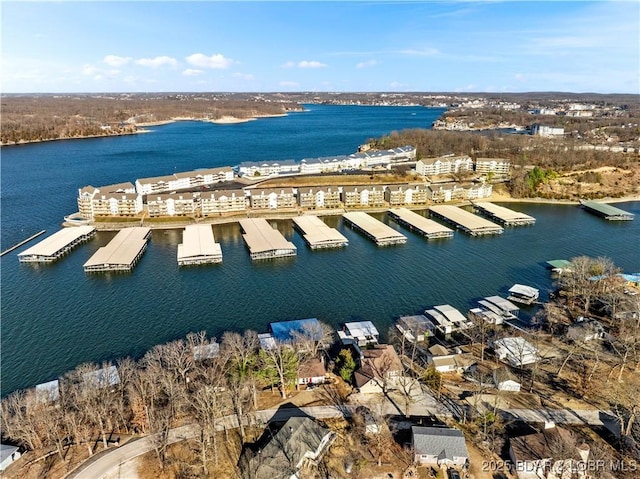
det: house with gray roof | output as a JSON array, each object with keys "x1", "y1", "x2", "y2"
[
  {"x1": 412, "y1": 426, "x2": 469, "y2": 467},
  {"x1": 0, "y1": 444, "x2": 21, "y2": 471},
  {"x1": 238, "y1": 417, "x2": 335, "y2": 479}
]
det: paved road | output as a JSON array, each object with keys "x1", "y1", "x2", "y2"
[{"x1": 65, "y1": 405, "x2": 355, "y2": 479}]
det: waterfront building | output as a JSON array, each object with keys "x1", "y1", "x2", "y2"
[
  {"x1": 353, "y1": 344, "x2": 402, "y2": 394},
  {"x1": 82, "y1": 365, "x2": 120, "y2": 389},
  {"x1": 474, "y1": 158, "x2": 511, "y2": 177},
  {"x1": 299, "y1": 155, "x2": 354, "y2": 174},
  {"x1": 531, "y1": 124, "x2": 564, "y2": 137},
  {"x1": 135, "y1": 167, "x2": 234, "y2": 195},
  {"x1": 238, "y1": 218, "x2": 297, "y2": 260},
  {"x1": 90, "y1": 192, "x2": 143, "y2": 217},
  {"x1": 249, "y1": 188, "x2": 296, "y2": 210},
  {"x1": 83, "y1": 227, "x2": 151, "y2": 273},
  {"x1": 428, "y1": 205, "x2": 504, "y2": 236},
  {"x1": 18, "y1": 226, "x2": 96, "y2": 263},
  {"x1": 337, "y1": 321, "x2": 379, "y2": 347},
  {"x1": 580, "y1": 200, "x2": 634, "y2": 221},
  {"x1": 416, "y1": 155, "x2": 473, "y2": 176},
  {"x1": 77, "y1": 182, "x2": 137, "y2": 219},
  {"x1": 385, "y1": 183, "x2": 431, "y2": 206},
  {"x1": 192, "y1": 342, "x2": 220, "y2": 361},
  {"x1": 342, "y1": 185, "x2": 386, "y2": 207},
  {"x1": 237, "y1": 159, "x2": 299, "y2": 177},
  {"x1": 473, "y1": 201, "x2": 535, "y2": 226},
  {"x1": 35, "y1": 379, "x2": 60, "y2": 403},
  {"x1": 146, "y1": 193, "x2": 198, "y2": 217},
  {"x1": 492, "y1": 337, "x2": 538, "y2": 367},
  {"x1": 464, "y1": 183, "x2": 493, "y2": 199},
  {"x1": 296, "y1": 186, "x2": 341, "y2": 209},
  {"x1": 396, "y1": 315, "x2": 436, "y2": 343},
  {"x1": 388, "y1": 208, "x2": 454, "y2": 239},
  {"x1": 507, "y1": 284, "x2": 540, "y2": 305},
  {"x1": 200, "y1": 189, "x2": 247, "y2": 216},
  {"x1": 292, "y1": 215, "x2": 348, "y2": 249},
  {"x1": 177, "y1": 224, "x2": 223, "y2": 266},
  {"x1": 428, "y1": 184, "x2": 464, "y2": 202},
  {"x1": 425, "y1": 304, "x2": 473, "y2": 336},
  {"x1": 343, "y1": 211, "x2": 407, "y2": 246}
]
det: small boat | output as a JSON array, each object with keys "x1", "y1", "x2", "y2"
[{"x1": 507, "y1": 284, "x2": 539, "y2": 305}]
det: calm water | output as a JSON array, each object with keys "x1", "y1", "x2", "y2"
[{"x1": 1, "y1": 105, "x2": 638, "y2": 394}]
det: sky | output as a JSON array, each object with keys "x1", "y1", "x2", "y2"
[{"x1": 1, "y1": 1, "x2": 639, "y2": 94}]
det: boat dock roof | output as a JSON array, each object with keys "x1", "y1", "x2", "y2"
[
  {"x1": 238, "y1": 218, "x2": 297, "y2": 260},
  {"x1": 18, "y1": 226, "x2": 96, "y2": 262},
  {"x1": 342, "y1": 212, "x2": 407, "y2": 246},
  {"x1": 482, "y1": 296, "x2": 520, "y2": 315},
  {"x1": 473, "y1": 202, "x2": 536, "y2": 226},
  {"x1": 547, "y1": 259, "x2": 572, "y2": 272},
  {"x1": 177, "y1": 224, "x2": 222, "y2": 266},
  {"x1": 388, "y1": 208, "x2": 454, "y2": 239},
  {"x1": 580, "y1": 200, "x2": 634, "y2": 221},
  {"x1": 292, "y1": 215, "x2": 348, "y2": 249},
  {"x1": 428, "y1": 205, "x2": 504, "y2": 236},
  {"x1": 83, "y1": 227, "x2": 151, "y2": 272}
]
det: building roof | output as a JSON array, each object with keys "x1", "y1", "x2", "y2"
[
  {"x1": 238, "y1": 159, "x2": 297, "y2": 168},
  {"x1": 344, "y1": 321, "x2": 379, "y2": 339},
  {"x1": 508, "y1": 284, "x2": 539, "y2": 299},
  {"x1": 353, "y1": 345, "x2": 402, "y2": 388},
  {"x1": 192, "y1": 342, "x2": 220, "y2": 361},
  {"x1": 412, "y1": 426, "x2": 469, "y2": 461},
  {"x1": 270, "y1": 318, "x2": 321, "y2": 343},
  {"x1": 299, "y1": 357, "x2": 326, "y2": 378},
  {"x1": 580, "y1": 200, "x2": 634, "y2": 219},
  {"x1": 342, "y1": 212, "x2": 407, "y2": 244},
  {"x1": 18, "y1": 226, "x2": 95, "y2": 258},
  {"x1": 83, "y1": 227, "x2": 151, "y2": 269},
  {"x1": 0, "y1": 444, "x2": 19, "y2": 465},
  {"x1": 428, "y1": 345, "x2": 450, "y2": 357},
  {"x1": 292, "y1": 215, "x2": 348, "y2": 247},
  {"x1": 239, "y1": 417, "x2": 332, "y2": 479},
  {"x1": 177, "y1": 225, "x2": 222, "y2": 262},
  {"x1": 238, "y1": 218, "x2": 296, "y2": 255},
  {"x1": 388, "y1": 208, "x2": 454, "y2": 236},
  {"x1": 35, "y1": 379, "x2": 60, "y2": 403},
  {"x1": 429, "y1": 205, "x2": 504, "y2": 234},
  {"x1": 82, "y1": 365, "x2": 120, "y2": 389},
  {"x1": 493, "y1": 367, "x2": 519, "y2": 385}
]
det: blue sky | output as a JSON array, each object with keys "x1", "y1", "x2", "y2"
[{"x1": 2, "y1": 1, "x2": 638, "y2": 93}]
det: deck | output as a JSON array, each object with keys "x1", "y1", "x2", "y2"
[
  {"x1": 292, "y1": 215, "x2": 348, "y2": 249},
  {"x1": 387, "y1": 208, "x2": 454, "y2": 239},
  {"x1": 472, "y1": 202, "x2": 536, "y2": 226},
  {"x1": 342, "y1": 212, "x2": 407, "y2": 246},
  {"x1": 428, "y1": 205, "x2": 504, "y2": 236}
]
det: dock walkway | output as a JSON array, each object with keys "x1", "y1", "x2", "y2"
[
  {"x1": 239, "y1": 218, "x2": 297, "y2": 260},
  {"x1": 83, "y1": 227, "x2": 151, "y2": 273},
  {"x1": 342, "y1": 212, "x2": 407, "y2": 246},
  {"x1": 580, "y1": 200, "x2": 634, "y2": 221},
  {"x1": 18, "y1": 227, "x2": 95, "y2": 263},
  {"x1": 177, "y1": 224, "x2": 222, "y2": 266},
  {"x1": 292, "y1": 215, "x2": 348, "y2": 249},
  {"x1": 388, "y1": 208, "x2": 454, "y2": 239},
  {"x1": 472, "y1": 202, "x2": 536, "y2": 226},
  {"x1": 428, "y1": 205, "x2": 504, "y2": 236}
]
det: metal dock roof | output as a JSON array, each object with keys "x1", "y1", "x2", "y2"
[
  {"x1": 238, "y1": 218, "x2": 297, "y2": 259},
  {"x1": 433, "y1": 304, "x2": 469, "y2": 325},
  {"x1": 342, "y1": 212, "x2": 407, "y2": 246},
  {"x1": 580, "y1": 200, "x2": 634, "y2": 220},
  {"x1": 83, "y1": 227, "x2": 151, "y2": 272},
  {"x1": 292, "y1": 215, "x2": 348, "y2": 249},
  {"x1": 428, "y1": 205, "x2": 504, "y2": 236},
  {"x1": 177, "y1": 224, "x2": 222, "y2": 265},
  {"x1": 473, "y1": 202, "x2": 536, "y2": 226},
  {"x1": 388, "y1": 208, "x2": 454, "y2": 238},
  {"x1": 18, "y1": 226, "x2": 95, "y2": 261},
  {"x1": 483, "y1": 296, "x2": 520, "y2": 315}
]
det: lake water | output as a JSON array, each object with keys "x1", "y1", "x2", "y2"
[{"x1": 1, "y1": 105, "x2": 638, "y2": 395}]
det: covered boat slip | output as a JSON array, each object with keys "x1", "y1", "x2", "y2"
[
  {"x1": 580, "y1": 200, "x2": 634, "y2": 221},
  {"x1": 428, "y1": 205, "x2": 504, "y2": 236},
  {"x1": 387, "y1": 208, "x2": 454, "y2": 239},
  {"x1": 18, "y1": 226, "x2": 96, "y2": 263},
  {"x1": 480, "y1": 296, "x2": 520, "y2": 319},
  {"x1": 292, "y1": 215, "x2": 348, "y2": 249},
  {"x1": 83, "y1": 227, "x2": 151, "y2": 273},
  {"x1": 507, "y1": 284, "x2": 540, "y2": 305},
  {"x1": 472, "y1": 202, "x2": 536, "y2": 226},
  {"x1": 177, "y1": 224, "x2": 222, "y2": 266},
  {"x1": 342, "y1": 211, "x2": 407, "y2": 246},
  {"x1": 238, "y1": 218, "x2": 297, "y2": 260}
]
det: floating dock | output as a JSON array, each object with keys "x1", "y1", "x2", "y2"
[
  {"x1": 580, "y1": 200, "x2": 634, "y2": 221},
  {"x1": 428, "y1": 205, "x2": 504, "y2": 236},
  {"x1": 2, "y1": 230, "x2": 47, "y2": 257},
  {"x1": 18, "y1": 226, "x2": 95, "y2": 263},
  {"x1": 472, "y1": 202, "x2": 536, "y2": 226},
  {"x1": 387, "y1": 208, "x2": 454, "y2": 239},
  {"x1": 342, "y1": 212, "x2": 407, "y2": 246},
  {"x1": 292, "y1": 215, "x2": 348, "y2": 249},
  {"x1": 177, "y1": 224, "x2": 222, "y2": 266},
  {"x1": 238, "y1": 218, "x2": 297, "y2": 260},
  {"x1": 83, "y1": 227, "x2": 151, "y2": 273}
]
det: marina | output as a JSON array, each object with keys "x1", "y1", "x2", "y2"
[
  {"x1": 342, "y1": 212, "x2": 407, "y2": 246},
  {"x1": 83, "y1": 227, "x2": 151, "y2": 273},
  {"x1": 238, "y1": 218, "x2": 297, "y2": 260},
  {"x1": 580, "y1": 200, "x2": 635, "y2": 221},
  {"x1": 428, "y1": 205, "x2": 504, "y2": 236},
  {"x1": 292, "y1": 215, "x2": 349, "y2": 249},
  {"x1": 387, "y1": 208, "x2": 454, "y2": 239},
  {"x1": 17, "y1": 227, "x2": 95, "y2": 263},
  {"x1": 177, "y1": 225, "x2": 223, "y2": 266},
  {"x1": 472, "y1": 201, "x2": 536, "y2": 226}
]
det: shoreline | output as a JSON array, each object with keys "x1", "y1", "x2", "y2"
[{"x1": 1, "y1": 129, "x2": 149, "y2": 147}]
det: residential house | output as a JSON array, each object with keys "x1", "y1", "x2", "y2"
[
  {"x1": 493, "y1": 367, "x2": 521, "y2": 392},
  {"x1": 353, "y1": 345, "x2": 403, "y2": 394},
  {"x1": 411, "y1": 426, "x2": 469, "y2": 467},
  {"x1": 192, "y1": 342, "x2": 220, "y2": 361},
  {"x1": 341, "y1": 185, "x2": 386, "y2": 208},
  {"x1": 82, "y1": 365, "x2": 120, "y2": 390},
  {"x1": 249, "y1": 188, "x2": 296, "y2": 210},
  {"x1": 0, "y1": 444, "x2": 21, "y2": 472},
  {"x1": 298, "y1": 357, "x2": 327, "y2": 386},
  {"x1": 385, "y1": 184, "x2": 431, "y2": 206},
  {"x1": 297, "y1": 187, "x2": 341, "y2": 209},
  {"x1": 492, "y1": 337, "x2": 538, "y2": 367},
  {"x1": 299, "y1": 155, "x2": 354, "y2": 175},
  {"x1": 200, "y1": 189, "x2": 247, "y2": 216},
  {"x1": 238, "y1": 417, "x2": 335, "y2": 479},
  {"x1": 567, "y1": 319, "x2": 605, "y2": 342}
]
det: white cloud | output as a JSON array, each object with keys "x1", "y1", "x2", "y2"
[
  {"x1": 233, "y1": 72, "x2": 254, "y2": 81},
  {"x1": 186, "y1": 53, "x2": 234, "y2": 69},
  {"x1": 82, "y1": 64, "x2": 99, "y2": 76},
  {"x1": 103, "y1": 55, "x2": 132, "y2": 67},
  {"x1": 135, "y1": 56, "x2": 178, "y2": 68},
  {"x1": 279, "y1": 81, "x2": 299, "y2": 88},
  {"x1": 298, "y1": 60, "x2": 326, "y2": 68},
  {"x1": 281, "y1": 61, "x2": 296, "y2": 69},
  {"x1": 356, "y1": 59, "x2": 377, "y2": 69},
  {"x1": 182, "y1": 68, "x2": 203, "y2": 76}
]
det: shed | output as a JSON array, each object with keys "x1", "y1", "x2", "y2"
[{"x1": 493, "y1": 367, "x2": 521, "y2": 392}]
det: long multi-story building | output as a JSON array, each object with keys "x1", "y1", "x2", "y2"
[
  {"x1": 237, "y1": 160, "x2": 299, "y2": 177},
  {"x1": 249, "y1": 188, "x2": 296, "y2": 210},
  {"x1": 342, "y1": 185, "x2": 386, "y2": 208},
  {"x1": 200, "y1": 190, "x2": 247, "y2": 216},
  {"x1": 297, "y1": 187, "x2": 342, "y2": 209},
  {"x1": 135, "y1": 167, "x2": 234, "y2": 195},
  {"x1": 531, "y1": 124, "x2": 564, "y2": 137},
  {"x1": 77, "y1": 182, "x2": 138, "y2": 219},
  {"x1": 146, "y1": 193, "x2": 198, "y2": 217},
  {"x1": 416, "y1": 155, "x2": 473, "y2": 176},
  {"x1": 299, "y1": 155, "x2": 359, "y2": 175},
  {"x1": 474, "y1": 158, "x2": 511, "y2": 177},
  {"x1": 385, "y1": 184, "x2": 431, "y2": 206}
]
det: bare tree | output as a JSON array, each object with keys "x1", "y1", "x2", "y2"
[
  {"x1": 258, "y1": 342, "x2": 299, "y2": 399},
  {"x1": 290, "y1": 320, "x2": 334, "y2": 358}
]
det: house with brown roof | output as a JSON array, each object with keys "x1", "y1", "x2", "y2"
[
  {"x1": 298, "y1": 357, "x2": 327, "y2": 386},
  {"x1": 353, "y1": 344, "x2": 402, "y2": 394}
]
